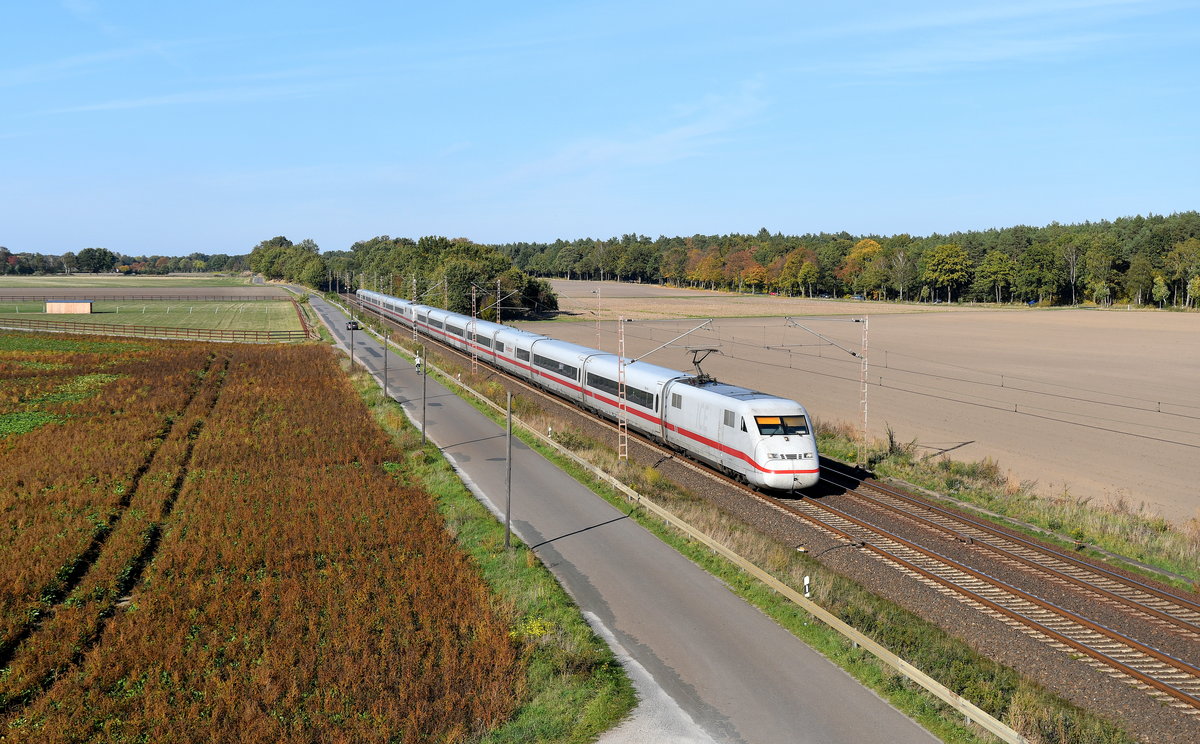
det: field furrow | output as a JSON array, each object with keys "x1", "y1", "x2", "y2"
[{"x1": 0, "y1": 334, "x2": 522, "y2": 743}]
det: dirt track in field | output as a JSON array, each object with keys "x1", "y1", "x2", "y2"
[{"x1": 524, "y1": 280, "x2": 1200, "y2": 526}]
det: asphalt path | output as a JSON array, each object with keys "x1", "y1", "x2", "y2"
[{"x1": 310, "y1": 295, "x2": 938, "y2": 744}]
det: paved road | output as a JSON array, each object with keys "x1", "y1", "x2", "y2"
[{"x1": 311, "y1": 295, "x2": 938, "y2": 744}]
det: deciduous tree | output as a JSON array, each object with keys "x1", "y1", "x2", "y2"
[
  {"x1": 975, "y1": 250, "x2": 1018, "y2": 303},
  {"x1": 76, "y1": 247, "x2": 118, "y2": 273},
  {"x1": 921, "y1": 243, "x2": 970, "y2": 302}
]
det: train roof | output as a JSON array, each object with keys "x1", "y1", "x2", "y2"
[
  {"x1": 358, "y1": 289, "x2": 407, "y2": 303},
  {"x1": 531, "y1": 338, "x2": 691, "y2": 377},
  {"x1": 599, "y1": 357, "x2": 691, "y2": 381},
  {"x1": 357, "y1": 289, "x2": 801, "y2": 407},
  {"x1": 684, "y1": 380, "x2": 793, "y2": 402}
]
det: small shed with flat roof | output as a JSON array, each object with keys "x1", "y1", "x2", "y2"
[{"x1": 45, "y1": 300, "x2": 93, "y2": 314}]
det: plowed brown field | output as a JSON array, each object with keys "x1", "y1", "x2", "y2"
[{"x1": 527, "y1": 280, "x2": 1200, "y2": 526}]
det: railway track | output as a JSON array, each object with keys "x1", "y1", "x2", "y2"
[
  {"x1": 819, "y1": 461, "x2": 1200, "y2": 638},
  {"x1": 788, "y1": 491, "x2": 1200, "y2": 713},
  {"x1": 347, "y1": 294, "x2": 1200, "y2": 716}
]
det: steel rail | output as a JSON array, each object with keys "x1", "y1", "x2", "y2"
[
  {"x1": 821, "y1": 459, "x2": 1200, "y2": 612},
  {"x1": 783, "y1": 495, "x2": 1200, "y2": 709},
  {"x1": 817, "y1": 463, "x2": 1200, "y2": 635}
]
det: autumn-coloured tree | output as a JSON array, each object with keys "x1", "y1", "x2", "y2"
[
  {"x1": 836, "y1": 239, "x2": 883, "y2": 296},
  {"x1": 922, "y1": 243, "x2": 970, "y2": 302},
  {"x1": 688, "y1": 247, "x2": 725, "y2": 289}
]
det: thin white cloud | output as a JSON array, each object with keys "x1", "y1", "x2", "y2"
[
  {"x1": 774, "y1": 0, "x2": 1175, "y2": 78},
  {"x1": 0, "y1": 46, "x2": 150, "y2": 88},
  {"x1": 38, "y1": 82, "x2": 332, "y2": 115},
  {"x1": 60, "y1": 0, "x2": 122, "y2": 37},
  {"x1": 842, "y1": 0, "x2": 1156, "y2": 37},
  {"x1": 846, "y1": 31, "x2": 1121, "y2": 76},
  {"x1": 502, "y1": 83, "x2": 768, "y2": 183}
]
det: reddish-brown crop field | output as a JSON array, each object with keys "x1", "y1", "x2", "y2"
[{"x1": 0, "y1": 332, "x2": 520, "y2": 742}]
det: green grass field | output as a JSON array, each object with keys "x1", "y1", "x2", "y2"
[
  {"x1": 0, "y1": 301, "x2": 301, "y2": 332},
  {"x1": 0, "y1": 274, "x2": 252, "y2": 288}
]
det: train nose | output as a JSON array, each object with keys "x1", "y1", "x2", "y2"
[
  {"x1": 759, "y1": 469, "x2": 819, "y2": 491},
  {"x1": 757, "y1": 449, "x2": 819, "y2": 491}
]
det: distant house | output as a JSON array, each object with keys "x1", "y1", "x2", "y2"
[{"x1": 45, "y1": 300, "x2": 93, "y2": 314}]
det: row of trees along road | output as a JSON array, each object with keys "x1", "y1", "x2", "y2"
[
  {"x1": 498, "y1": 211, "x2": 1200, "y2": 307},
  {"x1": 248, "y1": 235, "x2": 558, "y2": 319}
]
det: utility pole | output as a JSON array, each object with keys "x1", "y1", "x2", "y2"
[
  {"x1": 593, "y1": 288, "x2": 602, "y2": 350},
  {"x1": 858, "y1": 316, "x2": 869, "y2": 468},
  {"x1": 471, "y1": 285, "x2": 478, "y2": 375},
  {"x1": 420, "y1": 345, "x2": 428, "y2": 446},
  {"x1": 780, "y1": 316, "x2": 869, "y2": 467},
  {"x1": 618, "y1": 317, "x2": 628, "y2": 460},
  {"x1": 504, "y1": 391, "x2": 513, "y2": 549}
]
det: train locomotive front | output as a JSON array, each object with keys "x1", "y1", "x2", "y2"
[{"x1": 661, "y1": 379, "x2": 819, "y2": 490}]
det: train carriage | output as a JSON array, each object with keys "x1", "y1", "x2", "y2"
[
  {"x1": 578, "y1": 357, "x2": 683, "y2": 439},
  {"x1": 522, "y1": 337, "x2": 596, "y2": 403}
]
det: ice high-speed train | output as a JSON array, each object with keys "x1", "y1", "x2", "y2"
[{"x1": 356, "y1": 289, "x2": 819, "y2": 490}]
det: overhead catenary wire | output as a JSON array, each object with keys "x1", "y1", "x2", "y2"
[
  {"x1": 623, "y1": 318, "x2": 1200, "y2": 419},
  {"x1": 594, "y1": 318, "x2": 1200, "y2": 451}
]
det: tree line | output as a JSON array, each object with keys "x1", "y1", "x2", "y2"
[
  {"x1": 496, "y1": 212, "x2": 1200, "y2": 307},
  {"x1": 9, "y1": 211, "x2": 1199, "y2": 308},
  {"x1": 248, "y1": 235, "x2": 558, "y2": 319},
  {"x1": 0, "y1": 246, "x2": 246, "y2": 276}
]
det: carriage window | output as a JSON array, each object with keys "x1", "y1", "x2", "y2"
[
  {"x1": 723, "y1": 410, "x2": 735, "y2": 427},
  {"x1": 585, "y1": 374, "x2": 655, "y2": 409},
  {"x1": 533, "y1": 354, "x2": 579, "y2": 381},
  {"x1": 754, "y1": 415, "x2": 810, "y2": 436},
  {"x1": 516, "y1": 348, "x2": 530, "y2": 361}
]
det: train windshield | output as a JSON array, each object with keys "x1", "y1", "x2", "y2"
[{"x1": 754, "y1": 415, "x2": 810, "y2": 436}]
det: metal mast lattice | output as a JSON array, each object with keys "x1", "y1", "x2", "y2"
[
  {"x1": 858, "y1": 316, "x2": 869, "y2": 466},
  {"x1": 411, "y1": 277, "x2": 418, "y2": 344},
  {"x1": 617, "y1": 317, "x2": 628, "y2": 460},
  {"x1": 470, "y1": 285, "x2": 479, "y2": 375}
]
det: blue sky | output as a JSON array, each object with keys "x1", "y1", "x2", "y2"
[{"x1": 2, "y1": 1, "x2": 1197, "y2": 256}]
